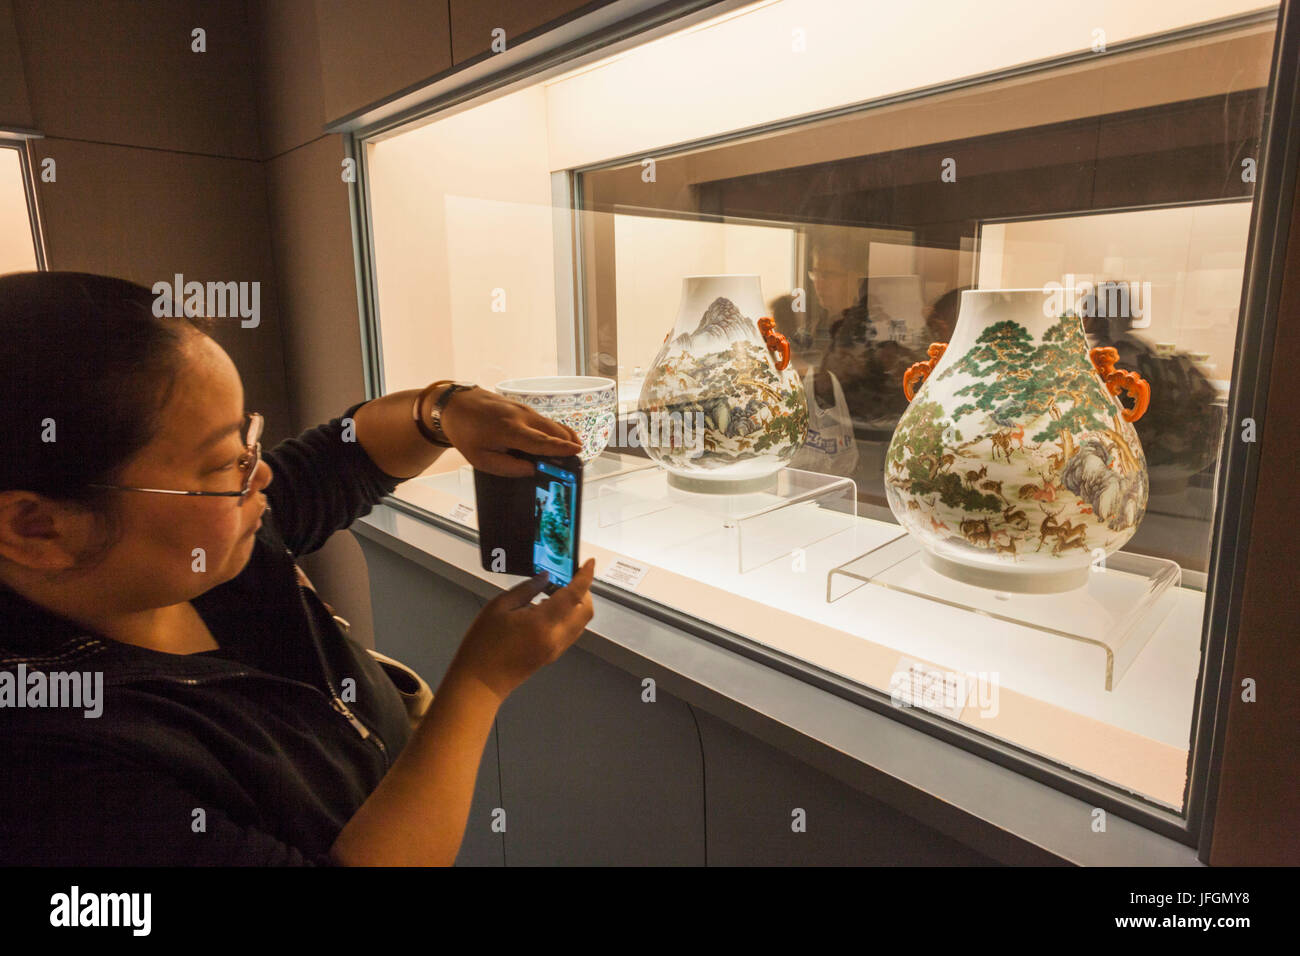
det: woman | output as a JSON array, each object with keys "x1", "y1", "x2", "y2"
[{"x1": 0, "y1": 271, "x2": 595, "y2": 866}]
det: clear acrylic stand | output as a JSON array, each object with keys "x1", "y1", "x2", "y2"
[
  {"x1": 594, "y1": 466, "x2": 858, "y2": 573},
  {"x1": 826, "y1": 534, "x2": 1181, "y2": 690}
]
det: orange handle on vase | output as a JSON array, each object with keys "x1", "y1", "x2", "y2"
[
  {"x1": 757, "y1": 316, "x2": 791, "y2": 371},
  {"x1": 1089, "y1": 347, "x2": 1151, "y2": 423},
  {"x1": 903, "y1": 342, "x2": 948, "y2": 401}
]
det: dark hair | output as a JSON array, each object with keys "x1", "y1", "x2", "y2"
[{"x1": 0, "y1": 271, "x2": 213, "y2": 557}]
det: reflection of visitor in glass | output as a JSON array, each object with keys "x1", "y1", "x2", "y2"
[
  {"x1": 924, "y1": 286, "x2": 967, "y2": 344},
  {"x1": 807, "y1": 244, "x2": 864, "y2": 345},
  {"x1": 814, "y1": 262, "x2": 921, "y2": 429},
  {"x1": 1082, "y1": 312, "x2": 1224, "y2": 507},
  {"x1": 771, "y1": 294, "x2": 860, "y2": 478}
]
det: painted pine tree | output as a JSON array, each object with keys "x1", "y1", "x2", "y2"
[
  {"x1": 935, "y1": 315, "x2": 1117, "y2": 466},
  {"x1": 887, "y1": 400, "x2": 1002, "y2": 511}
]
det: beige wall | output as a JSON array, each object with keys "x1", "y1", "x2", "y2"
[
  {"x1": 367, "y1": 86, "x2": 559, "y2": 400},
  {"x1": 980, "y1": 202, "x2": 1253, "y2": 376},
  {"x1": 543, "y1": 0, "x2": 1275, "y2": 170},
  {"x1": 612, "y1": 216, "x2": 797, "y2": 379}
]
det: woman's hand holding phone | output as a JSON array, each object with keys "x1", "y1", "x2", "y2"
[
  {"x1": 439, "y1": 387, "x2": 582, "y2": 476},
  {"x1": 450, "y1": 557, "x2": 596, "y2": 703}
]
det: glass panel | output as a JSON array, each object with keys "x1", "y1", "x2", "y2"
[
  {"x1": 0, "y1": 145, "x2": 38, "y2": 273},
  {"x1": 364, "y1": 0, "x2": 1282, "y2": 814},
  {"x1": 366, "y1": 88, "x2": 562, "y2": 479}
]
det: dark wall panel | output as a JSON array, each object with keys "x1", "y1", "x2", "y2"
[
  {"x1": 450, "y1": 0, "x2": 617, "y2": 64},
  {"x1": 0, "y1": 0, "x2": 32, "y2": 129},
  {"x1": 28, "y1": 135, "x2": 292, "y2": 443},
  {"x1": 12, "y1": 0, "x2": 260, "y2": 157},
  {"x1": 315, "y1": 0, "x2": 452, "y2": 125},
  {"x1": 495, "y1": 645, "x2": 707, "y2": 865},
  {"x1": 697, "y1": 709, "x2": 998, "y2": 866}
]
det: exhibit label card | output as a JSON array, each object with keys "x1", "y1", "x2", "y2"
[
  {"x1": 446, "y1": 502, "x2": 476, "y2": 526},
  {"x1": 597, "y1": 558, "x2": 649, "y2": 592},
  {"x1": 889, "y1": 656, "x2": 972, "y2": 719}
]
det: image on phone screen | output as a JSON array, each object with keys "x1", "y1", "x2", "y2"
[{"x1": 533, "y1": 461, "x2": 577, "y2": 587}]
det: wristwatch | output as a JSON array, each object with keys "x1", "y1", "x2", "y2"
[{"x1": 413, "y1": 380, "x2": 476, "y2": 447}]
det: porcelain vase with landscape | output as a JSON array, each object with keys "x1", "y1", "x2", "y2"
[
  {"x1": 637, "y1": 274, "x2": 809, "y2": 493},
  {"x1": 885, "y1": 288, "x2": 1152, "y2": 593}
]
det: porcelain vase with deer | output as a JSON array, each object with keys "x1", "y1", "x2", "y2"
[{"x1": 884, "y1": 288, "x2": 1152, "y2": 593}]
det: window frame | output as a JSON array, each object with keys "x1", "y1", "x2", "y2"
[{"x1": 0, "y1": 131, "x2": 48, "y2": 271}]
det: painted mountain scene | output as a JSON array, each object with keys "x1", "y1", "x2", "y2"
[{"x1": 639, "y1": 296, "x2": 808, "y2": 471}]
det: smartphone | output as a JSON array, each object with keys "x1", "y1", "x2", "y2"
[
  {"x1": 473, "y1": 450, "x2": 583, "y2": 593},
  {"x1": 530, "y1": 459, "x2": 580, "y2": 592}
]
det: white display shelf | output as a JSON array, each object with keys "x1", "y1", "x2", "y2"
[
  {"x1": 590, "y1": 465, "x2": 858, "y2": 573},
  {"x1": 827, "y1": 535, "x2": 1181, "y2": 691},
  {"x1": 387, "y1": 453, "x2": 1205, "y2": 808}
]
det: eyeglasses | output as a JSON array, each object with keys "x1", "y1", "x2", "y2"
[{"x1": 87, "y1": 412, "x2": 263, "y2": 501}]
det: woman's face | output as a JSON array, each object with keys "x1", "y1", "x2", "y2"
[
  {"x1": 80, "y1": 330, "x2": 273, "y2": 611},
  {"x1": 809, "y1": 253, "x2": 861, "y2": 316}
]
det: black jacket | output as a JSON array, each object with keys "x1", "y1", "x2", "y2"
[{"x1": 0, "y1": 402, "x2": 415, "y2": 865}]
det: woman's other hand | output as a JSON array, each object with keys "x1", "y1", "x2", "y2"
[
  {"x1": 440, "y1": 387, "x2": 582, "y2": 476},
  {"x1": 450, "y1": 558, "x2": 596, "y2": 702}
]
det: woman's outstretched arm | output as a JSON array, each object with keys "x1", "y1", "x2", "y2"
[
  {"x1": 329, "y1": 559, "x2": 595, "y2": 866},
  {"x1": 351, "y1": 384, "x2": 582, "y2": 480}
]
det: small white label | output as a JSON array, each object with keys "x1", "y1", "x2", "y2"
[
  {"x1": 447, "y1": 502, "x2": 476, "y2": 526},
  {"x1": 597, "y1": 558, "x2": 648, "y2": 592},
  {"x1": 888, "y1": 656, "x2": 971, "y2": 718}
]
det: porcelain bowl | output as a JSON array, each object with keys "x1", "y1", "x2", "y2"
[{"x1": 495, "y1": 376, "x2": 616, "y2": 463}]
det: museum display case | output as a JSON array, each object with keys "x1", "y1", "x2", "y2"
[{"x1": 344, "y1": 0, "x2": 1293, "y2": 851}]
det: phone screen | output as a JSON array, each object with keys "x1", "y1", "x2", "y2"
[{"x1": 532, "y1": 461, "x2": 578, "y2": 588}]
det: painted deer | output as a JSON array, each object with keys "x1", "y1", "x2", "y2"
[
  {"x1": 960, "y1": 517, "x2": 992, "y2": 547},
  {"x1": 1020, "y1": 477, "x2": 1061, "y2": 502},
  {"x1": 963, "y1": 464, "x2": 988, "y2": 486},
  {"x1": 1048, "y1": 521, "x2": 1089, "y2": 555},
  {"x1": 989, "y1": 424, "x2": 1025, "y2": 462},
  {"x1": 979, "y1": 478, "x2": 1006, "y2": 502},
  {"x1": 1001, "y1": 504, "x2": 1029, "y2": 529},
  {"x1": 1037, "y1": 509, "x2": 1088, "y2": 554},
  {"x1": 1037, "y1": 508, "x2": 1063, "y2": 551}
]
